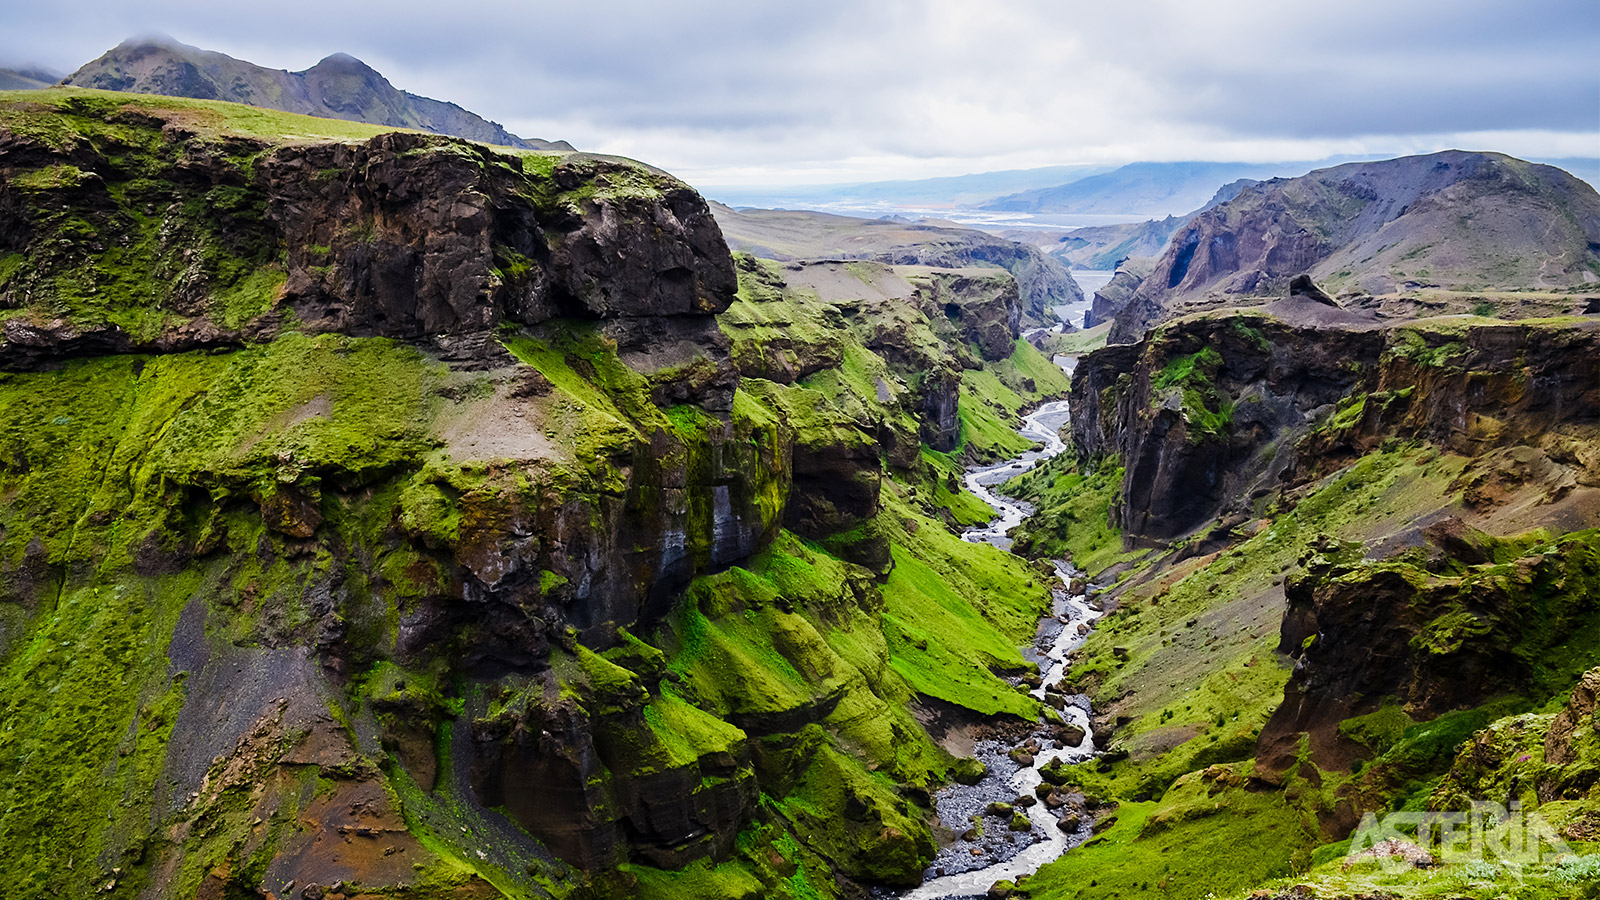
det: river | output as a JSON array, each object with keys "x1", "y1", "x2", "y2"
[{"x1": 893, "y1": 395, "x2": 1105, "y2": 898}]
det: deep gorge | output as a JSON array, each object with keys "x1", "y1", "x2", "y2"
[{"x1": 3, "y1": 87, "x2": 1600, "y2": 900}]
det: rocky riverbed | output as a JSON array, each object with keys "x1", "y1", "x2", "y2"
[{"x1": 890, "y1": 397, "x2": 1106, "y2": 899}]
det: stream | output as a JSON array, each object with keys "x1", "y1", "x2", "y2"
[{"x1": 895, "y1": 398, "x2": 1106, "y2": 899}]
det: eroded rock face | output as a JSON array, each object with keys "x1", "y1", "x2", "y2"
[
  {"x1": 911, "y1": 269, "x2": 1021, "y2": 363},
  {"x1": 1084, "y1": 257, "x2": 1153, "y2": 329},
  {"x1": 1071, "y1": 315, "x2": 1381, "y2": 542},
  {"x1": 0, "y1": 118, "x2": 736, "y2": 367},
  {"x1": 1258, "y1": 528, "x2": 1600, "y2": 773},
  {"x1": 1072, "y1": 311, "x2": 1600, "y2": 544}
]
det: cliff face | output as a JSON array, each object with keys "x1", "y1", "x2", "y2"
[
  {"x1": 1108, "y1": 151, "x2": 1600, "y2": 344},
  {"x1": 1082, "y1": 256, "x2": 1153, "y2": 328},
  {"x1": 1073, "y1": 309, "x2": 1600, "y2": 544},
  {"x1": 0, "y1": 91, "x2": 1069, "y2": 900},
  {"x1": 0, "y1": 102, "x2": 724, "y2": 370},
  {"x1": 63, "y1": 37, "x2": 572, "y2": 150}
]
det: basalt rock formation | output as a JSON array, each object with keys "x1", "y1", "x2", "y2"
[
  {"x1": 1083, "y1": 256, "x2": 1154, "y2": 328},
  {"x1": 1108, "y1": 151, "x2": 1600, "y2": 344},
  {"x1": 1072, "y1": 302, "x2": 1600, "y2": 544},
  {"x1": 0, "y1": 91, "x2": 1068, "y2": 900},
  {"x1": 63, "y1": 37, "x2": 572, "y2": 150},
  {"x1": 1261, "y1": 526, "x2": 1600, "y2": 774}
]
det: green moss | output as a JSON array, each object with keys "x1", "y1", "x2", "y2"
[
  {"x1": 957, "y1": 368, "x2": 1037, "y2": 460},
  {"x1": 1338, "y1": 699, "x2": 1417, "y2": 756},
  {"x1": 1061, "y1": 447, "x2": 1468, "y2": 800},
  {"x1": 642, "y1": 688, "x2": 748, "y2": 769},
  {"x1": 1149, "y1": 345, "x2": 1234, "y2": 438},
  {"x1": 773, "y1": 743, "x2": 935, "y2": 885}
]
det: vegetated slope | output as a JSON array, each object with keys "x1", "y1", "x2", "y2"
[
  {"x1": 0, "y1": 90, "x2": 1073, "y2": 900},
  {"x1": 710, "y1": 201, "x2": 1082, "y2": 324},
  {"x1": 63, "y1": 36, "x2": 572, "y2": 150},
  {"x1": 1109, "y1": 150, "x2": 1600, "y2": 343},
  {"x1": 997, "y1": 296, "x2": 1600, "y2": 899}
]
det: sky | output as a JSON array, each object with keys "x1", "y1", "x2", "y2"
[{"x1": 2, "y1": 0, "x2": 1597, "y2": 187}]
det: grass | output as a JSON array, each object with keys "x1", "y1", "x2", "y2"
[
  {"x1": 1026, "y1": 772, "x2": 1317, "y2": 900},
  {"x1": 1003, "y1": 448, "x2": 1132, "y2": 575},
  {"x1": 0, "y1": 87, "x2": 411, "y2": 145}
]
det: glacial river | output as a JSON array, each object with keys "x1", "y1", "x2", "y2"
[{"x1": 895, "y1": 397, "x2": 1105, "y2": 898}]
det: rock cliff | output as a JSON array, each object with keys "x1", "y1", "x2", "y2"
[{"x1": 1073, "y1": 303, "x2": 1600, "y2": 544}]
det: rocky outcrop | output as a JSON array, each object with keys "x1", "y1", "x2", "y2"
[
  {"x1": 64, "y1": 37, "x2": 572, "y2": 150},
  {"x1": 0, "y1": 108, "x2": 730, "y2": 370},
  {"x1": 1084, "y1": 256, "x2": 1154, "y2": 328},
  {"x1": 1108, "y1": 151, "x2": 1600, "y2": 343},
  {"x1": 1071, "y1": 314, "x2": 1381, "y2": 542},
  {"x1": 1072, "y1": 305, "x2": 1600, "y2": 544},
  {"x1": 1259, "y1": 528, "x2": 1600, "y2": 772},
  {"x1": 909, "y1": 268, "x2": 1021, "y2": 362}
]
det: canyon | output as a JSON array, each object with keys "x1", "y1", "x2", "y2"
[{"x1": 2, "y1": 81, "x2": 1600, "y2": 900}]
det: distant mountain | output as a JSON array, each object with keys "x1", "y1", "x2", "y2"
[
  {"x1": 979, "y1": 159, "x2": 1371, "y2": 217},
  {"x1": 0, "y1": 66, "x2": 61, "y2": 90},
  {"x1": 1000, "y1": 178, "x2": 1258, "y2": 270},
  {"x1": 62, "y1": 37, "x2": 571, "y2": 151},
  {"x1": 1107, "y1": 150, "x2": 1600, "y2": 343},
  {"x1": 704, "y1": 164, "x2": 1117, "y2": 212},
  {"x1": 710, "y1": 202, "x2": 1083, "y2": 320}
]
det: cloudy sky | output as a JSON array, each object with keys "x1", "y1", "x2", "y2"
[{"x1": 2, "y1": 0, "x2": 1596, "y2": 187}]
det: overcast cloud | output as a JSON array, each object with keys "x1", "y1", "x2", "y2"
[{"x1": 2, "y1": 0, "x2": 1596, "y2": 186}]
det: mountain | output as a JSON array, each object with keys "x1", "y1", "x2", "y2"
[
  {"x1": 1107, "y1": 150, "x2": 1600, "y2": 343},
  {"x1": 979, "y1": 159, "x2": 1366, "y2": 217},
  {"x1": 62, "y1": 36, "x2": 571, "y2": 150},
  {"x1": 710, "y1": 201, "x2": 1084, "y2": 321},
  {"x1": 0, "y1": 66, "x2": 60, "y2": 90},
  {"x1": 704, "y1": 164, "x2": 1116, "y2": 211}
]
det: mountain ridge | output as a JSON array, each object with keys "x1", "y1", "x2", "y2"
[
  {"x1": 62, "y1": 36, "x2": 572, "y2": 151},
  {"x1": 1105, "y1": 149, "x2": 1600, "y2": 343}
]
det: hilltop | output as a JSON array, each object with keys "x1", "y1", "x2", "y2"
[{"x1": 62, "y1": 36, "x2": 571, "y2": 150}]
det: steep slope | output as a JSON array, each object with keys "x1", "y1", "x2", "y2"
[
  {"x1": 1109, "y1": 151, "x2": 1600, "y2": 343},
  {"x1": 710, "y1": 201, "x2": 1082, "y2": 324},
  {"x1": 62, "y1": 36, "x2": 571, "y2": 150},
  {"x1": 0, "y1": 90, "x2": 1072, "y2": 900}
]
